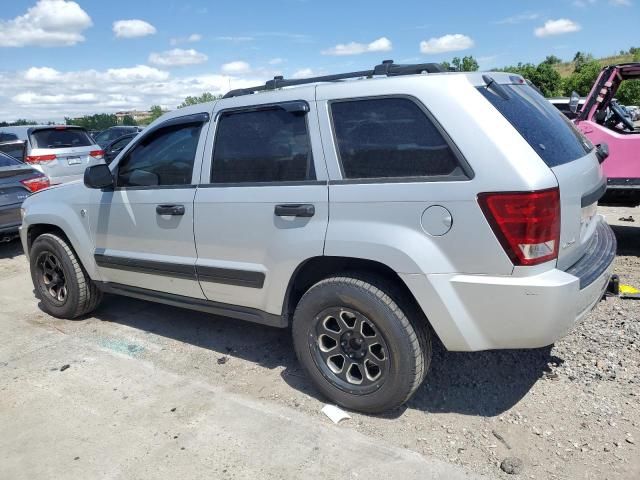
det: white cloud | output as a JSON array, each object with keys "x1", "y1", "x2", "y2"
[
  {"x1": 495, "y1": 12, "x2": 540, "y2": 25},
  {"x1": 221, "y1": 61, "x2": 251, "y2": 74},
  {"x1": 149, "y1": 48, "x2": 208, "y2": 67},
  {"x1": 609, "y1": 0, "x2": 632, "y2": 5},
  {"x1": 170, "y1": 33, "x2": 202, "y2": 46},
  {"x1": 13, "y1": 92, "x2": 97, "y2": 105},
  {"x1": 0, "y1": 0, "x2": 92, "y2": 47},
  {"x1": 534, "y1": 19, "x2": 581, "y2": 37},
  {"x1": 113, "y1": 19, "x2": 156, "y2": 39},
  {"x1": 215, "y1": 36, "x2": 254, "y2": 42},
  {"x1": 321, "y1": 37, "x2": 392, "y2": 56},
  {"x1": 419, "y1": 34, "x2": 474, "y2": 54},
  {"x1": 105, "y1": 65, "x2": 169, "y2": 82},
  {"x1": 24, "y1": 66, "x2": 62, "y2": 82},
  {"x1": 0, "y1": 65, "x2": 263, "y2": 121},
  {"x1": 268, "y1": 58, "x2": 285, "y2": 65},
  {"x1": 573, "y1": 0, "x2": 596, "y2": 6}
]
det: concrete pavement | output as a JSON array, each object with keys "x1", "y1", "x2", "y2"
[{"x1": 0, "y1": 247, "x2": 485, "y2": 480}]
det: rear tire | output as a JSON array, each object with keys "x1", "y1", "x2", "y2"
[
  {"x1": 292, "y1": 275, "x2": 431, "y2": 413},
  {"x1": 30, "y1": 233, "x2": 102, "y2": 319}
]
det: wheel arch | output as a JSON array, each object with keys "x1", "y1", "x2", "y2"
[
  {"x1": 26, "y1": 221, "x2": 100, "y2": 281},
  {"x1": 282, "y1": 255, "x2": 438, "y2": 339}
]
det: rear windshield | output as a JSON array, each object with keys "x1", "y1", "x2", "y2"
[
  {"x1": 478, "y1": 84, "x2": 593, "y2": 167},
  {"x1": 0, "y1": 152, "x2": 20, "y2": 167},
  {"x1": 30, "y1": 128, "x2": 93, "y2": 149}
]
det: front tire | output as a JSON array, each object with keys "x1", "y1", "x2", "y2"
[
  {"x1": 292, "y1": 275, "x2": 431, "y2": 413},
  {"x1": 30, "y1": 233, "x2": 103, "y2": 319}
]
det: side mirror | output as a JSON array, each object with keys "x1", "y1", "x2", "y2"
[
  {"x1": 569, "y1": 91, "x2": 580, "y2": 114},
  {"x1": 596, "y1": 143, "x2": 609, "y2": 164},
  {"x1": 84, "y1": 164, "x2": 114, "y2": 189},
  {"x1": 0, "y1": 140, "x2": 27, "y2": 163}
]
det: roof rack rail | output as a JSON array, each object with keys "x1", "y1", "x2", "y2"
[{"x1": 223, "y1": 60, "x2": 444, "y2": 98}]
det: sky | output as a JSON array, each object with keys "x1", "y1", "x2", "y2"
[{"x1": 0, "y1": 0, "x2": 638, "y2": 122}]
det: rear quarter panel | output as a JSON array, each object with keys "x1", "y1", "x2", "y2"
[{"x1": 316, "y1": 74, "x2": 559, "y2": 276}]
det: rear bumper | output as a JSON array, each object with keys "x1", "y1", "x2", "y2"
[
  {"x1": 606, "y1": 178, "x2": 640, "y2": 190},
  {"x1": 0, "y1": 202, "x2": 21, "y2": 236},
  {"x1": 402, "y1": 221, "x2": 616, "y2": 351}
]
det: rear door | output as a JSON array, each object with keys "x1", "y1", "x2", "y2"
[
  {"x1": 478, "y1": 83, "x2": 603, "y2": 269},
  {"x1": 90, "y1": 113, "x2": 210, "y2": 298},
  {"x1": 193, "y1": 92, "x2": 328, "y2": 317}
]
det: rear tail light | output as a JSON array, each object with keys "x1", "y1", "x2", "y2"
[
  {"x1": 25, "y1": 154, "x2": 56, "y2": 164},
  {"x1": 20, "y1": 174, "x2": 50, "y2": 193},
  {"x1": 478, "y1": 188, "x2": 560, "y2": 266},
  {"x1": 89, "y1": 150, "x2": 105, "y2": 159}
]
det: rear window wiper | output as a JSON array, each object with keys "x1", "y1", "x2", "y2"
[{"x1": 482, "y1": 75, "x2": 510, "y2": 100}]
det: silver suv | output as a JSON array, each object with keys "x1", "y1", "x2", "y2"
[
  {"x1": 20, "y1": 62, "x2": 616, "y2": 413},
  {"x1": 0, "y1": 125, "x2": 104, "y2": 185}
]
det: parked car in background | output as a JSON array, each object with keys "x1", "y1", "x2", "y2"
[
  {"x1": 20, "y1": 61, "x2": 615, "y2": 413},
  {"x1": 549, "y1": 97, "x2": 586, "y2": 120},
  {"x1": 94, "y1": 126, "x2": 143, "y2": 149},
  {"x1": 103, "y1": 133, "x2": 137, "y2": 165},
  {"x1": 0, "y1": 152, "x2": 49, "y2": 242},
  {"x1": 570, "y1": 63, "x2": 640, "y2": 206},
  {"x1": 0, "y1": 125, "x2": 104, "y2": 185}
]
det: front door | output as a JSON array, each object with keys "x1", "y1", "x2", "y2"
[
  {"x1": 193, "y1": 92, "x2": 328, "y2": 317},
  {"x1": 90, "y1": 113, "x2": 211, "y2": 298}
]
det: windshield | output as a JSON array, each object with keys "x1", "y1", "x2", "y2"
[
  {"x1": 30, "y1": 128, "x2": 94, "y2": 149},
  {"x1": 478, "y1": 84, "x2": 593, "y2": 167}
]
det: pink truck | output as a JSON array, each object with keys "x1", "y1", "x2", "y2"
[{"x1": 571, "y1": 63, "x2": 640, "y2": 206}]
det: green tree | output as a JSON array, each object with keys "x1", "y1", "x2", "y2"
[
  {"x1": 0, "y1": 119, "x2": 38, "y2": 127},
  {"x1": 121, "y1": 115, "x2": 137, "y2": 126},
  {"x1": 146, "y1": 105, "x2": 164, "y2": 124},
  {"x1": 573, "y1": 52, "x2": 595, "y2": 73},
  {"x1": 65, "y1": 113, "x2": 117, "y2": 130},
  {"x1": 617, "y1": 80, "x2": 640, "y2": 106},
  {"x1": 440, "y1": 61, "x2": 451, "y2": 71},
  {"x1": 178, "y1": 92, "x2": 219, "y2": 108},
  {"x1": 450, "y1": 56, "x2": 479, "y2": 72},
  {"x1": 499, "y1": 62, "x2": 563, "y2": 97},
  {"x1": 563, "y1": 60, "x2": 602, "y2": 96},
  {"x1": 542, "y1": 55, "x2": 562, "y2": 65}
]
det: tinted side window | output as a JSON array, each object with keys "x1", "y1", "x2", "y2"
[
  {"x1": 331, "y1": 98, "x2": 463, "y2": 180},
  {"x1": 211, "y1": 108, "x2": 314, "y2": 183},
  {"x1": 117, "y1": 123, "x2": 202, "y2": 187}
]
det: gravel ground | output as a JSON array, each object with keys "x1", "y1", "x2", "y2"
[{"x1": 1, "y1": 206, "x2": 639, "y2": 479}]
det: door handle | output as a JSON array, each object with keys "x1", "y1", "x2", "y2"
[
  {"x1": 274, "y1": 204, "x2": 315, "y2": 218},
  {"x1": 156, "y1": 204, "x2": 185, "y2": 216}
]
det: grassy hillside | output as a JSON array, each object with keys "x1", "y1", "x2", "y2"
[{"x1": 554, "y1": 53, "x2": 635, "y2": 77}]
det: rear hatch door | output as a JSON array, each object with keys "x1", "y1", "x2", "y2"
[
  {"x1": 478, "y1": 80, "x2": 604, "y2": 270},
  {"x1": 29, "y1": 127, "x2": 102, "y2": 178}
]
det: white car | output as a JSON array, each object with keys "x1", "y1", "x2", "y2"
[{"x1": 0, "y1": 125, "x2": 104, "y2": 185}]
